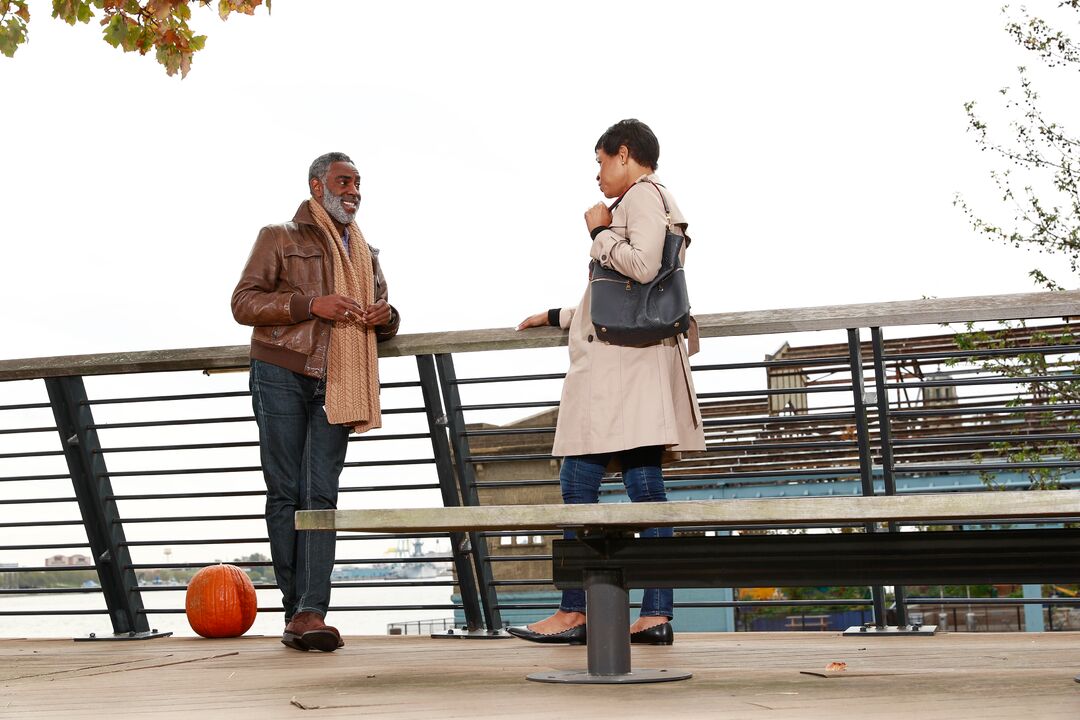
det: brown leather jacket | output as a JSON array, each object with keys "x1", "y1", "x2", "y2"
[{"x1": 231, "y1": 202, "x2": 400, "y2": 379}]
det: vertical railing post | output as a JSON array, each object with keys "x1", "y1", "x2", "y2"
[
  {"x1": 871, "y1": 326, "x2": 907, "y2": 626},
  {"x1": 45, "y1": 375, "x2": 159, "y2": 638},
  {"x1": 434, "y1": 353, "x2": 504, "y2": 631},
  {"x1": 415, "y1": 355, "x2": 486, "y2": 632},
  {"x1": 847, "y1": 329, "x2": 888, "y2": 627}
]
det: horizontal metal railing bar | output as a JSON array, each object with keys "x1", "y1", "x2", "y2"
[
  {"x1": 892, "y1": 461, "x2": 1080, "y2": 473},
  {"x1": 452, "y1": 373, "x2": 567, "y2": 385},
  {"x1": 84, "y1": 391, "x2": 251, "y2": 405},
  {"x1": 704, "y1": 412, "x2": 859, "y2": 428},
  {"x1": 468, "y1": 453, "x2": 553, "y2": 464},
  {"x1": 0, "y1": 426, "x2": 56, "y2": 435},
  {"x1": 0, "y1": 496, "x2": 76, "y2": 506},
  {"x1": 692, "y1": 355, "x2": 856, "y2": 372},
  {"x1": 883, "y1": 343, "x2": 1080, "y2": 362},
  {"x1": 123, "y1": 556, "x2": 453, "y2": 570},
  {"x1": 0, "y1": 542, "x2": 90, "y2": 551},
  {"x1": 89, "y1": 416, "x2": 252, "y2": 430},
  {"x1": 892, "y1": 433, "x2": 1080, "y2": 446},
  {"x1": 0, "y1": 402, "x2": 52, "y2": 411},
  {"x1": 492, "y1": 579, "x2": 555, "y2": 586},
  {"x1": 462, "y1": 427, "x2": 555, "y2": 438},
  {"x1": 458, "y1": 400, "x2": 559, "y2": 412},
  {"x1": 0, "y1": 519, "x2": 83, "y2": 528},
  {"x1": 886, "y1": 374, "x2": 1080, "y2": 390},
  {"x1": 97, "y1": 440, "x2": 259, "y2": 454},
  {"x1": 0, "y1": 450, "x2": 65, "y2": 459},
  {"x1": 0, "y1": 473, "x2": 71, "y2": 483},
  {"x1": 494, "y1": 599, "x2": 876, "y2": 610},
  {"x1": 138, "y1": 604, "x2": 463, "y2": 614},
  {"x1": 3, "y1": 565, "x2": 104, "y2": 573},
  {"x1": 114, "y1": 514, "x2": 265, "y2": 524},
  {"x1": 107, "y1": 483, "x2": 441, "y2": 501},
  {"x1": 889, "y1": 403, "x2": 1080, "y2": 418},
  {"x1": 699, "y1": 386, "x2": 854, "y2": 399},
  {"x1": 904, "y1": 597, "x2": 1080, "y2": 605},
  {"x1": 118, "y1": 532, "x2": 450, "y2": 547},
  {"x1": 95, "y1": 432, "x2": 432, "y2": 455},
  {"x1": 88, "y1": 407, "x2": 426, "y2": 430},
  {"x1": 96, "y1": 458, "x2": 433, "y2": 479},
  {"x1": 81, "y1": 382, "x2": 422, "y2": 407},
  {"x1": 0, "y1": 610, "x2": 111, "y2": 616},
  {"x1": 703, "y1": 440, "x2": 861, "y2": 453},
  {"x1": 132, "y1": 580, "x2": 457, "y2": 592},
  {"x1": 468, "y1": 465, "x2": 882, "y2": 490},
  {"x1": 0, "y1": 587, "x2": 102, "y2": 595}
]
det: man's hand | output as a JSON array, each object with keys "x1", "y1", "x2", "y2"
[
  {"x1": 311, "y1": 294, "x2": 365, "y2": 323},
  {"x1": 584, "y1": 202, "x2": 612, "y2": 234},
  {"x1": 516, "y1": 311, "x2": 549, "y2": 330},
  {"x1": 362, "y1": 299, "x2": 393, "y2": 327}
]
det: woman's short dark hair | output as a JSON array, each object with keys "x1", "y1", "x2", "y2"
[{"x1": 595, "y1": 119, "x2": 659, "y2": 170}]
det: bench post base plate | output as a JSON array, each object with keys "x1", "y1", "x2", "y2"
[{"x1": 527, "y1": 668, "x2": 692, "y2": 684}]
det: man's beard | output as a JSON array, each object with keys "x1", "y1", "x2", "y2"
[{"x1": 320, "y1": 182, "x2": 357, "y2": 224}]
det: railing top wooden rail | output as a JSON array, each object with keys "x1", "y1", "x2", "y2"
[{"x1": 2, "y1": 290, "x2": 1077, "y2": 381}]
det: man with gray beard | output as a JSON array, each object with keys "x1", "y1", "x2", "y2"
[{"x1": 231, "y1": 152, "x2": 400, "y2": 652}]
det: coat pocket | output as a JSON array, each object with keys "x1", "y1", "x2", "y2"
[{"x1": 283, "y1": 244, "x2": 324, "y2": 291}]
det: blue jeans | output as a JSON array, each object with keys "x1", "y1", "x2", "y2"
[
  {"x1": 558, "y1": 446, "x2": 673, "y2": 619},
  {"x1": 250, "y1": 359, "x2": 349, "y2": 620}
]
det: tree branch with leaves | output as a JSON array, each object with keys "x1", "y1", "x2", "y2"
[{"x1": 0, "y1": 0, "x2": 268, "y2": 77}]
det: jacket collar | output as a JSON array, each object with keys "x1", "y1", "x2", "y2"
[{"x1": 292, "y1": 200, "x2": 317, "y2": 227}]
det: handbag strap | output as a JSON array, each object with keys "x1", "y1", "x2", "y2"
[{"x1": 608, "y1": 179, "x2": 674, "y2": 230}]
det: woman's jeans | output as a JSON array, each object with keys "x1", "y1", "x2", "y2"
[
  {"x1": 250, "y1": 359, "x2": 350, "y2": 621},
  {"x1": 558, "y1": 446, "x2": 673, "y2": 619}
]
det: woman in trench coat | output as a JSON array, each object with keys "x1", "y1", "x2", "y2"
[{"x1": 511, "y1": 119, "x2": 705, "y2": 646}]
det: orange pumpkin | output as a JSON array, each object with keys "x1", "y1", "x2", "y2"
[{"x1": 185, "y1": 563, "x2": 258, "y2": 638}]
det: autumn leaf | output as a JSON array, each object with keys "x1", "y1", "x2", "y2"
[{"x1": 6, "y1": 0, "x2": 265, "y2": 76}]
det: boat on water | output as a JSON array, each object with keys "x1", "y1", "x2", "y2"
[{"x1": 332, "y1": 539, "x2": 452, "y2": 582}]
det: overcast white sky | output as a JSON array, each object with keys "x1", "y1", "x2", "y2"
[{"x1": 1, "y1": 0, "x2": 1076, "y2": 365}]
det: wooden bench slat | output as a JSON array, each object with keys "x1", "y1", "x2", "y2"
[{"x1": 295, "y1": 490, "x2": 1080, "y2": 533}]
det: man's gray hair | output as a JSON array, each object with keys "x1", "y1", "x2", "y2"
[{"x1": 308, "y1": 152, "x2": 354, "y2": 185}]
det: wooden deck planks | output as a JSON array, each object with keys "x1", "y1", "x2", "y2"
[{"x1": 2, "y1": 633, "x2": 1078, "y2": 719}]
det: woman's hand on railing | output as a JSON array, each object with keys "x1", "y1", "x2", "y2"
[{"x1": 516, "y1": 312, "x2": 549, "y2": 330}]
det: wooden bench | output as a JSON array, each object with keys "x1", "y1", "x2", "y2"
[{"x1": 297, "y1": 490, "x2": 1080, "y2": 684}]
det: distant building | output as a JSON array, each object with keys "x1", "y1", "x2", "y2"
[{"x1": 44, "y1": 554, "x2": 91, "y2": 567}]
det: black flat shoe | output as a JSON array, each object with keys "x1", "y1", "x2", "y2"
[
  {"x1": 630, "y1": 622, "x2": 673, "y2": 645},
  {"x1": 507, "y1": 624, "x2": 587, "y2": 645}
]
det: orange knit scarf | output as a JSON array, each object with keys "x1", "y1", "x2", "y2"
[{"x1": 307, "y1": 198, "x2": 382, "y2": 434}]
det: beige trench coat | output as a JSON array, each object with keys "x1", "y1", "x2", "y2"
[{"x1": 551, "y1": 174, "x2": 706, "y2": 461}]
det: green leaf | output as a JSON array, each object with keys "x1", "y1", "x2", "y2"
[
  {"x1": 102, "y1": 12, "x2": 126, "y2": 48},
  {"x1": 0, "y1": 16, "x2": 27, "y2": 57}
]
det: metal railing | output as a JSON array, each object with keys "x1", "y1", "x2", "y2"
[{"x1": 1, "y1": 290, "x2": 1078, "y2": 636}]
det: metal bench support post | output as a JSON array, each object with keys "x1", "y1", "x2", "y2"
[{"x1": 529, "y1": 553, "x2": 691, "y2": 684}]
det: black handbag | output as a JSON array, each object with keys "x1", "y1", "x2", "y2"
[{"x1": 589, "y1": 181, "x2": 691, "y2": 346}]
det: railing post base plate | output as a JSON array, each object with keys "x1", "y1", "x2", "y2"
[
  {"x1": 74, "y1": 630, "x2": 174, "y2": 642},
  {"x1": 430, "y1": 628, "x2": 512, "y2": 640}
]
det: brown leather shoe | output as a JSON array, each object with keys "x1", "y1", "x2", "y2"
[{"x1": 283, "y1": 611, "x2": 341, "y2": 653}]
